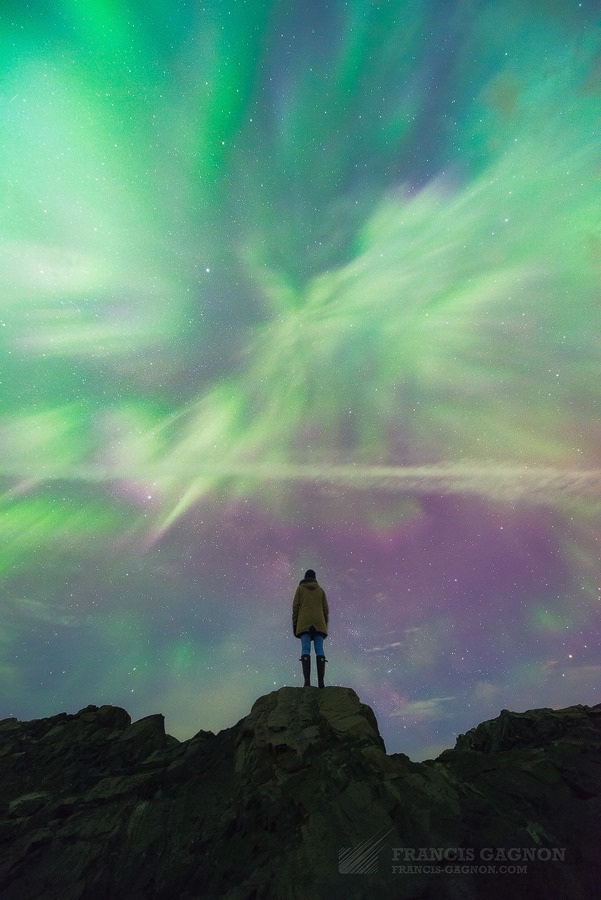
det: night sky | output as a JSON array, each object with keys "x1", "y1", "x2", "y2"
[{"x1": 1, "y1": 0, "x2": 599, "y2": 761}]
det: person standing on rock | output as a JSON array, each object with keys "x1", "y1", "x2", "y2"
[{"x1": 292, "y1": 569, "x2": 329, "y2": 688}]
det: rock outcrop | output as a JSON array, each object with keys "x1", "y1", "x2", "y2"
[{"x1": 1, "y1": 688, "x2": 600, "y2": 899}]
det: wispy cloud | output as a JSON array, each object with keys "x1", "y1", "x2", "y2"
[
  {"x1": 470, "y1": 680, "x2": 505, "y2": 704},
  {"x1": 390, "y1": 696, "x2": 457, "y2": 721},
  {"x1": 365, "y1": 640, "x2": 405, "y2": 653},
  {"x1": 365, "y1": 626, "x2": 425, "y2": 653},
  {"x1": 6, "y1": 596, "x2": 79, "y2": 628}
]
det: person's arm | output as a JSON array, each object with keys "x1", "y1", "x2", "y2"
[
  {"x1": 292, "y1": 587, "x2": 301, "y2": 634},
  {"x1": 322, "y1": 590, "x2": 329, "y2": 626}
]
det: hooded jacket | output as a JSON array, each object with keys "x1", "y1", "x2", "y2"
[{"x1": 292, "y1": 578, "x2": 329, "y2": 638}]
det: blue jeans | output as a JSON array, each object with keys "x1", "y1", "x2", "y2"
[{"x1": 300, "y1": 631, "x2": 325, "y2": 656}]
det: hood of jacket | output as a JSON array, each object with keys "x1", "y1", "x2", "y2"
[{"x1": 299, "y1": 579, "x2": 319, "y2": 589}]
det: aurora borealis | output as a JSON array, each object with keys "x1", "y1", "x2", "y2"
[{"x1": 1, "y1": 0, "x2": 599, "y2": 760}]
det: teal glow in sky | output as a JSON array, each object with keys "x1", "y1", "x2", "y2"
[{"x1": 1, "y1": 0, "x2": 599, "y2": 760}]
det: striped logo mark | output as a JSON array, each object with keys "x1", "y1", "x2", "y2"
[{"x1": 339, "y1": 829, "x2": 393, "y2": 874}]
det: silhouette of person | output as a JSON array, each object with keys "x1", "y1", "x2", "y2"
[{"x1": 292, "y1": 569, "x2": 329, "y2": 687}]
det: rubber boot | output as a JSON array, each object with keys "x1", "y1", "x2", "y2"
[
  {"x1": 316, "y1": 655, "x2": 327, "y2": 689},
  {"x1": 300, "y1": 654, "x2": 311, "y2": 686}
]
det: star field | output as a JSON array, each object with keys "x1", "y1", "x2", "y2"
[{"x1": 1, "y1": 0, "x2": 599, "y2": 760}]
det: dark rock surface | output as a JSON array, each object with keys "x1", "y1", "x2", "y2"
[{"x1": 1, "y1": 688, "x2": 600, "y2": 899}]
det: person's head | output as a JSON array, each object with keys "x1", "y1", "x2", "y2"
[{"x1": 304, "y1": 569, "x2": 316, "y2": 580}]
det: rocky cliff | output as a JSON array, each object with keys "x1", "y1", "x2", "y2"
[{"x1": 1, "y1": 688, "x2": 600, "y2": 899}]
